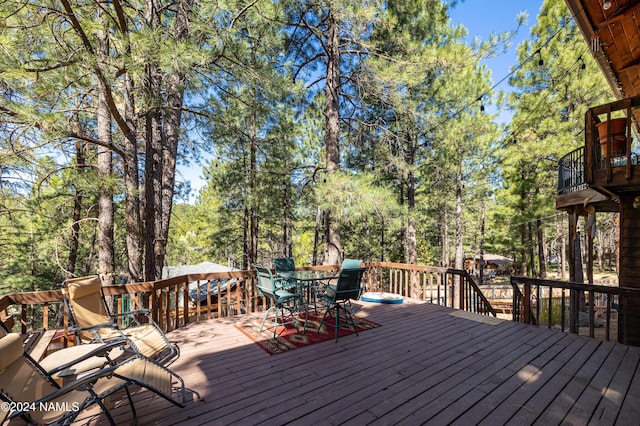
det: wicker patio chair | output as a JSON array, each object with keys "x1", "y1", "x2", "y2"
[{"x1": 62, "y1": 275, "x2": 178, "y2": 364}]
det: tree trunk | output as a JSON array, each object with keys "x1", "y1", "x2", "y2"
[
  {"x1": 323, "y1": 7, "x2": 342, "y2": 265},
  {"x1": 282, "y1": 177, "x2": 291, "y2": 257},
  {"x1": 97, "y1": 15, "x2": 114, "y2": 286},
  {"x1": 143, "y1": 100, "x2": 163, "y2": 281},
  {"x1": 520, "y1": 223, "x2": 527, "y2": 275},
  {"x1": 528, "y1": 222, "x2": 537, "y2": 277},
  {"x1": 536, "y1": 218, "x2": 546, "y2": 279},
  {"x1": 479, "y1": 201, "x2": 485, "y2": 284},
  {"x1": 158, "y1": 0, "x2": 192, "y2": 274},
  {"x1": 596, "y1": 228, "x2": 604, "y2": 271},
  {"x1": 558, "y1": 219, "x2": 566, "y2": 279},
  {"x1": 112, "y1": 0, "x2": 143, "y2": 283},
  {"x1": 454, "y1": 152, "x2": 464, "y2": 270},
  {"x1": 67, "y1": 135, "x2": 83, "y2": 279},
  {"x1": 405, "y1": 131, "x2": 417, "y2": 265},
  {"x1": 442, "y1": 205, "x2": 449, "y2": 267},
  {"x1": 313, "y1": 207, "x2": 322, "y2": 266},
  {"x1": 248, "y1": 118, "x2": 258, "y2": 269}
]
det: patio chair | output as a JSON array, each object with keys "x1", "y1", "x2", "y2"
[
  {"x1": 0, "y1": 319, "x2": 127, "y2": 378},
  {"x1": 316, "y1": 267, "x2": 366, "y2": 342},
  {"x1": 62, "y1": 275, "x2": 178, "y2": 364},
  {"x1": 341, "y1": 258, "x2": 363, "y2": 269},
  {"x1": 273, "y1": 257, "x2": 295, "y2": 274},
  {"x1": 253, "y1": 264, "x2": 306, "y2": 338},
  {"x1": 0, "y1": 332, "x2": 186, "y2": 425},
  {"x1": 273, "y1": 257, "x2": 297, "y2": 290},
  {"x1": 316, "y1": 258, "x2": 365, "y2": 300}
]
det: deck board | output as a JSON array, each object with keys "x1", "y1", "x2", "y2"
[{"x1": 46, "y1": 299, "x2": 640, "y2": 425}]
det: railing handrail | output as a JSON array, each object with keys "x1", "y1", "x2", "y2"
[
  {"x1": 511, "y1": 275, "x2": 640, "y2": 344},
  {"x1": 511, "y1": 275, "x2": 640, "y2": 296},
  {"x1": 1, "y1": 263, "x2": 498, "y2": 337},
  {"x1": 557, "y1": 146, "x2": 587, "y2": 195}
]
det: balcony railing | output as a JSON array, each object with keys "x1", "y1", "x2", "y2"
[
  {"x1": 585, "y1": 97, "x2": 640, "y2": 188},
  {"x1": 511, "y1": 276, "x2": 640, "y2": 344},
  {"x1": 0, "y1": 262, "x2": 496, "y2": 342},
  {"x1": 558, "y1": 147, "x2": 587, "y2": 195}
]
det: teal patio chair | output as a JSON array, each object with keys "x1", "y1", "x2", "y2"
[
  {"x1": 341, "y1": 258, "x2": 363, "y2": 269},
  {"x1": 316, "y1": 267, "x2": 366, "y2": 342},
  {"x1": 253, "y1": 264, "x2": 306, "y2": 338},
  {"x1": 273, "y1": 257, "x2": 297, "y2": 290},
  {"x1": 273, "y1": 257, "x2": 295, "y2": 274}
]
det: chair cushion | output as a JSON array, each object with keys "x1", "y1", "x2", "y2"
[
  {"x1": 65, "y1": 275, "x2": 102, "y2": 299},
  {"x1": 0, "y1": 333, "x2": 23, "y2": 372},
  {"x1": 274, "y1": 289, "x2": 295, "y2": 299}
]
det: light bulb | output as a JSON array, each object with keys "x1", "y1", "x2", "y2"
[{"x1": 603, "y1": 1, "x2": 612, "y2": 10}]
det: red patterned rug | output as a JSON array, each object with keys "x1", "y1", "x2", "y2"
[{"x1": 235, "y1": 312, "x2": 381, "y2": 355}]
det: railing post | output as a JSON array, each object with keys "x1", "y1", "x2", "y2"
[
  {"x1": 523, "y1": 284, "x2": 531, "y2": 324},
  {"x1": 21, "y1": 304, "x2": 27, "y2": 334}
]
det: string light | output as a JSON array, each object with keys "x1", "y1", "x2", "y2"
[
  {"x1": 603, "y1": 1, "x2": 612, "y2": 11},
  {"x1": 423, "y1": 1, "x2": 589, "y2": 139},
  {"x1": 537, "y1": 50, "x2": 544, "y2": 66}
]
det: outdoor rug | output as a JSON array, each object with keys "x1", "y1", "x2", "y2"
[{"x1": 235, "y1": 312, "x2": 381, "y2": 355}]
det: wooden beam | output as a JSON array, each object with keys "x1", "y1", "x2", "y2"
[{"x1": 596, "y1": 1, "x2": 640, "y2": 31}]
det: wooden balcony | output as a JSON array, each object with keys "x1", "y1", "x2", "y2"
[
  {"x1": 64, "y1": 299, "x2": 640, "y2": 425},
  {"x1": 556, "y1": 97, "x2": 640, "y2": 211},
  {"x1": 584, "y1": 97, "x2": 640, "y2": 197},
  {"x1": 3, "y1": 264, "x2": 640, "y2": 424}
]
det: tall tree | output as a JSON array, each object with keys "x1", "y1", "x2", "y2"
[
  {"x1": 500, "y1": 0, "x2": 612, "y2": 275},
  {"x1": 284, "y1": 0, "x2": 381, "y2": 265}
]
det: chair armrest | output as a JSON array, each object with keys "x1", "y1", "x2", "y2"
[
  {"x1": 335, "y1": 286, "x2": 364, "y2": 296},
  {"x1": 22, "y1": 362, "x2": 124, "y2": 407},
  {"x1": 44, "y1": 339, "x2": 128, "y2": 377},
  {"x1": 8, "y1": 360, "x2": 128, "y2": 422},
  {"x1": 111, "y1": 308, "x2": 151, "y2": 317},
  {"x1": 69, "y1": 322, "x2": 118, "y2": 333}
]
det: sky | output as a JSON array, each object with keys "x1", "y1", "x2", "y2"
[
  {"x1": 178, "y1": 0, "x2": 547, "y2": 202},
  {"x1": 449, "y1": 0, "x2": 545, "y2": 121}
]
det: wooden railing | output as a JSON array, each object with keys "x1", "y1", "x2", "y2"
[
  {"x1": 365, "y1": 262, "x2": 496, "y2": 316},
  {"x1": 585, "y1": 97, "x2": 640, "y2": 186},
  {"x1": 0, "y1": 263, "x2": 496, "y2": 341},
  {"x1": 511, "y1": 276, "x2": 640, "y2": 344}
]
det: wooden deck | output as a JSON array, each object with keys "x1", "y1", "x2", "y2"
[{"x1": 71, "y1": 299, "x2": 640, "y2": 425}]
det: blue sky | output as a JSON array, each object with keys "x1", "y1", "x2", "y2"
[
  {"x1": 449, "y1": 0, "x2": 545, "y2": 120},
  {"x1": 179, "y1": 1, "x2": 546, "y2": 201}
]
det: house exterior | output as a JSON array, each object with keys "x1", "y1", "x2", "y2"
[{"x1": 560, "y1": 0, "x2": 640, "y2": 344}]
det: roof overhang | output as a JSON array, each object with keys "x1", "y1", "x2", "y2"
[{"x1": 564, "y1": 0, "x2": 640, "y2": 99}]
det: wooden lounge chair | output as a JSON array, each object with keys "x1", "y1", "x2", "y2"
[
  {"x1": 0, "y1": 333, "x2": 186, "y2": 425},
  {"x1": 62, "y1": 275, "x2": 178, "y2": 364}
]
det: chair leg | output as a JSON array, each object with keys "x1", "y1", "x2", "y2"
[
  {"x1": 273, "y1": 306, "x2": 282, "y2": 339},
  {"x1": 259, "y1": 307, "x2": 274, "y2": 332},
  {"x1": 334, "y1": 304, "x2": 340, "y2": 341}
]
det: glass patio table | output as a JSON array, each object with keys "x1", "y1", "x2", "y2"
[{"x1": 276, "y1": 270, "x2": 339, "y2": 311}]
